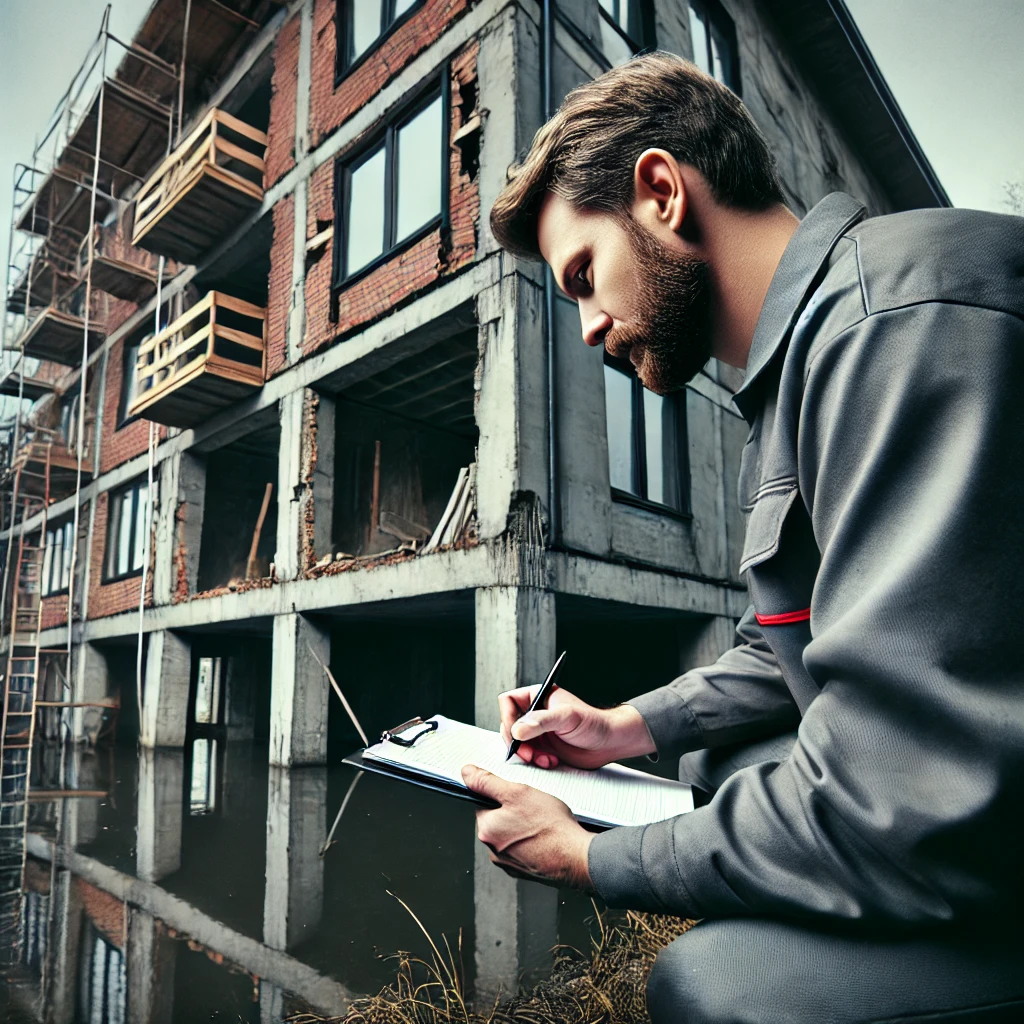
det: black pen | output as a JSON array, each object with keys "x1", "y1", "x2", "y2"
[{"x1": 506, "y1": 651, "x2": 567, "y2": 762}]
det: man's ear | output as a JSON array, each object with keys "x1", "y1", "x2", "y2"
[{"x1": 633, "y1": 149, "x2": 687, "y2": 233}]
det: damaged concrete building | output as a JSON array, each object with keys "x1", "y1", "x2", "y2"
[{"x1": 0, "y1": 0, "x2": 945, "y2": 1017}]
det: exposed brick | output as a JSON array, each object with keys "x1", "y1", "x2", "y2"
[
  {"x1": 265, "y1": 12, "x2": 300, "y2": 186},
  {"x1": 75, "y1": 877, "x2": 125, "y2": 949},
  {"x1": 302, "y1": 41, "x2": 480, "y2": 356},
  {"x1": 309, "y1": 0, "x2": 471, "y2": 148},
  {"x1": 266, "y1": 194, "x2": 295, "y2": 376}
]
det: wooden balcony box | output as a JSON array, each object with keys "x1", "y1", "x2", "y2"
[
  {"x1": 131, "y1": 109, "x2": 267, "y2": 264},
  {"x1": 15, "y1": 307, "x2": 105, "y2": 366},
  {"x1": 127, "y1": 291, "x2": 266, "y2": 428},
  {"x1": 11, "y1": 436, "x2": 92, "y2": 501},
  {"x1": 76, "y1": 225, "x2": 160, "y2": 302}
]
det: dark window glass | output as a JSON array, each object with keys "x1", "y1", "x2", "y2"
[
  {"x1": 337, "y1": 0, "x2": 425, "y2": 76},
  {"x1": 597, "y1": 0, "x2": 649, "y2": 66},
  {"x1": 118, "y1": 333, "x2": 148, "y2": 424},
  {"x1": 104, "y1": 477, "x2": 153, "y2": 581},
  {"x1": 688, "y1": 0, "x2": 741, "y2": 92},
  {"x1": 41, "y1": 520, "x2": 74, "y2": 597},
  {"x1": 334, "y1": 86, "x2": 445, "y2": 288},
  {"x1": 604, "y1": 356, "x2": 689, "y2": 513}
]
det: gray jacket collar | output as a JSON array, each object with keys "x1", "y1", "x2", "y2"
[{"x1": 733, "y1": 192, "x2": 866, "y2": 423}]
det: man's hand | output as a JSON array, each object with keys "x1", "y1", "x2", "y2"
[
  {"x1": 462, "y1": 764, "x2": 594, "y2": 888},
  {"x1": 499, "y1": 685, "x2": 656, "y2": 769}
]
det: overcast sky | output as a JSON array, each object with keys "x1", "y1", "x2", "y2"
[{"x1": 0, "y1": 0, "x2": 1021, "y2": 308}]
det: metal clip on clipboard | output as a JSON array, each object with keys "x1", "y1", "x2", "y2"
[{"x1": 380, "y1": 716, "x2": 439, "y2": 747}]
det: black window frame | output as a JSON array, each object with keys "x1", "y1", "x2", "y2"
[
  {"x1": 335, "y1": 0, "x2": 427, "y2": 86},
  {"x1": 103, "y1": 476, "x2": 151, "y2": 584},
  {"x1": 117, "y1": 329, "x2": 148, "y2": 428},
  {"x1": 604, "y1": 353, "x2": 691, "y2": 518},
  {"x1": 41, "y1": 519, "x2": 74, "y2": 598},
  {"x1": 688, "y1": 0, "x2": 741, "y2": 94},
  {"x1": 596, "y1": 0, "x2": 654, "y2": 56},
  {"x1": 331, "y1": 72, "x2": 451, "y2": 304}
]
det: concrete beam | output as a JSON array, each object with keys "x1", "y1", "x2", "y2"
[
  {"x1": 269, "y1": 613, "x2": 329, "y2": 766},
  {"x1": 136, "y1": 747, "x2": 184, "y2": 883},
  {"x1": 141, "y1": 630, "x2": 192, "y2": 748},
  {"x1": 263, "y1": 766, "x2": 326, "y2": 951}
]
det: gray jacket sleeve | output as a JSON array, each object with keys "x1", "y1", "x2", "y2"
[
  {"x1": 590, "y1": 302, "x2": 1024, "y2": 926},
  {"x1": 627, "y1": 605, "x2": 799, "y2": 758}
]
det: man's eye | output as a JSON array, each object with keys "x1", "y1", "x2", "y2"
[{"x1": 573, "y1": 264, "x2": 591, "y2": 294}]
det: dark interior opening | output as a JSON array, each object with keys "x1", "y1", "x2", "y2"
[
  {"x1": 331, "y1": 330, "x2": 479, "y2": 558},
  {"x1": 196, "y1": 422, "x2": 279, "y2": 592}
]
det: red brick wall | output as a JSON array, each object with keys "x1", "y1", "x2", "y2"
[
  {"x1": 87, "y1": 490, "x2": 155, "y2": 620},
  {"x1": 302, "y1": 41, "x2": 480, "y2": 357},
  {"x1": 41, "y1": 594, "x2": 68, "y2": 631},
  {"x1": 75, "y1": 878, "x2": 125, "y2": 949},
  {"x1": 309, "y1": 0, "x2": 470, "y2": 147},
  {"x1": 265, "y1": 11, "x2": 300, "y2": 187},
  {"x1": 101, "y1": 335, "x2": 154, "y2": 473},
  {"x1": 266, "y1": 194, "x2": 295, "y2": 376}
]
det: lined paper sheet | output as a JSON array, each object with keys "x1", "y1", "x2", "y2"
[{"x1": 362, "y1": 716, "x2": 693, "y2": 828}]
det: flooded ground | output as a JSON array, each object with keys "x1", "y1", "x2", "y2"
[{"x1": 0, "y1": 735, "x2": 612, "y2": 1022}]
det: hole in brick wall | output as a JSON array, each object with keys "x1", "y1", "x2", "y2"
[
  {"x1": 329, "y1": 329, "x2": 479, "y2": 559},
  {"x1": 455, "y1": 76, "x2": 480, "y2": 180},
  {"x1": 196, "y1": 422, "x2": 280, "y2": 591}
]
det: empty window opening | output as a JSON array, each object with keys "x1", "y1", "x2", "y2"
[
  {"x1": 330, "y1": 331, "x2": 478, "y2": 559},
  {"x1": 196, "y1": 423, "x2": 279, "y2": 591}
]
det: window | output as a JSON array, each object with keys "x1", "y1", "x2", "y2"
[
  {"x1": 604, "y1": 357, "x2": 689, "y2": 514},
  {"x1": 117, "y1": 332, "x2": 148, "y2": 424},
  {"x1": 103, "y1": 478, "x2": 152, "y2": 581},
  {"x1": 41, "y1": 520, "x2": 74, "y2": 596},
  {"x1": 688, "y1": 0, "x2": 740, "y2": 92},
  {"x1": 597, "y1": 0, "x2": 650, "y2": 67},
  {"x1": 78, "y1": 925, "x2": 126, "y2": 1024},
  {"x1": 333, "y1": 83, "x2": 448, "y2": 290},
  {"x1": 190, "y1": 656, "x2": 223, "y2": 814},
  {"x1": 336, "y1": 0, "x2": 424, "y2": 79}
]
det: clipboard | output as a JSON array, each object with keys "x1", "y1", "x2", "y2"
[{"x1": 342, "y1": 716, "x2": 692, "y2": 830}]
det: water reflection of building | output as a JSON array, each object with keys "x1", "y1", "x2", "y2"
[{"x1": 1, "y1": 0, "x2": 946, "y2": 1014}]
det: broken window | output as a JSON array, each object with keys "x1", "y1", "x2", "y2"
[
  {"x1": 336, "y1": 0, "x2": 424, "y2": 78},
  {"x1": 688, "y1": 0, "x2": 741, "y2": 92},
  {"x1": 330, "y1": 331, "x2": 478, "y2": 559},
  {"x1": 104, "y1": 477, "x2": 152, "y2": 582},
  {"x1": 604, "y1": 357, "x2": 689, "y2": 514},
  {"x1": 41, "y1": 519, "x2": 74, "y2": 596},
  {"x1": 333, "y1": 83, "x2": 446, "y2": 287}
]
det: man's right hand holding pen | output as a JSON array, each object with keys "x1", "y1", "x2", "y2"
[{"x1": 499, "y1": 685, "x2": 657, "y2": 771}]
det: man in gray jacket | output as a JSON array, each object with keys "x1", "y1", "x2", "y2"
[{"x1": 463, "y1": 52, "x2": 1024, "y2": 1022}]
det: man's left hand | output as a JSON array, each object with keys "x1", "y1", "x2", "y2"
[{"x1": 462, "y1": 764, "x2": 594, "y2": 889}]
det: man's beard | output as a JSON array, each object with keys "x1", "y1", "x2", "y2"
[{"x1": 604, "y1": 217, "x2": 713, "y2": 395}]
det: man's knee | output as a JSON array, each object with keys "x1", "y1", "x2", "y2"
[{"x1": 647, "y1": 926, "x2": 732, "y2": 1024}]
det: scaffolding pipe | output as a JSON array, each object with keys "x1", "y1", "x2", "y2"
[
  {"x1": 177, "y1": 0, "x2": 193, "y2": 144},
  {"x1": 66, "y1": 4, "x2": 111, "y2": 695}
]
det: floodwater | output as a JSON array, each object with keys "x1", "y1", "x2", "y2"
[{"x1": 0, "y1": 736, "x2": 607, "y2": 1022}]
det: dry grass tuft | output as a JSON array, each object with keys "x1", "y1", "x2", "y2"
[{"x1": 287, "y1": 897, "x2": 695, "y2": 1024}]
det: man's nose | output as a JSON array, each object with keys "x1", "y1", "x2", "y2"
[{"x1": 580, "y1": 304, "x2": 612, "y2": 348}]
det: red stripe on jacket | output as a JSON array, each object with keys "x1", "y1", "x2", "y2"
[{"x1": 755, "y1": 608, "x2": 811, "y2": 626}]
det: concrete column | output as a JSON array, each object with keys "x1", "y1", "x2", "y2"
[
  {"x1": 72, "y1": 642, "x2": 111, "y2": 743},
  {"x1": 46, "y1": 868, "x2": 83, "y2": 1024},
  {"x1": 140, "y1": 630, "x2": 192, "y2": 748},
  {"x1": 136, "y1": 747, "x2": 184, "y2": 883},
  {"x1": 263, "y1": 765, "x2": 326, "y2": 951},
  {"x1": 269, "y1": 614, "x2": 329, "y2": 766},
  {"x1": 276, "y1": 391, "x2": 304, "y2": 580},
  {"x1": 65, "y1": 747, "x2": 102, "y2": 848},
  {"x1": 259, "y1": 981, "x2": 286, "y2": 1024},
  {"x1": 473, "y1": 586, "x2": 559, "y2": 1000},
  {"x1": 127, "y1": 908, "x2": 177, "y2": 1024},
  {"x1": 154, "y1": 451, "x2": 205, "y2": 604}
]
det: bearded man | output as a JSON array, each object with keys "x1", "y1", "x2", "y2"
[{"x1": 460, "y1": 52, "x2": 1024, "y2": 1023}]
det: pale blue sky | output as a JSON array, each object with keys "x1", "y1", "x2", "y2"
[{"x1": 0, "y1": 0, "x2": 1021, "y2": 304}]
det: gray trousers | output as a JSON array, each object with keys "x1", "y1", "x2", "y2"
[{"x1": 647, "y1": 734, "x2": 1024, "y2": 1023}]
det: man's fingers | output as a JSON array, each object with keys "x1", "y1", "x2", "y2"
[
  {"x1": 462, "y1": 764, "x2": 521, "y2": 803},
  {"x1": 510, "y1": 705, "x2": 577, "y2": 743}
]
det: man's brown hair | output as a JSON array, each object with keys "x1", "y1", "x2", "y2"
[{"x1": 490, "y1": 52, "x2": 786, "y2": 260}]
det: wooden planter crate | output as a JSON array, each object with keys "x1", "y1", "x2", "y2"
[
  {"x1": 127, "y1": 291, "x2": 266, "y2": 428},
  {"x1": 131, "y1": 109, "x2": 267, "y2": 264},
  {"x1": 76, "y1": 226, "x2": 159, "y2": 303},
  {"x1": 14, "y1": 307, "x2": 105, "y2": 366},
  {"x1": 11, "y1": 439, "x2": 92, "y2": 500}
]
